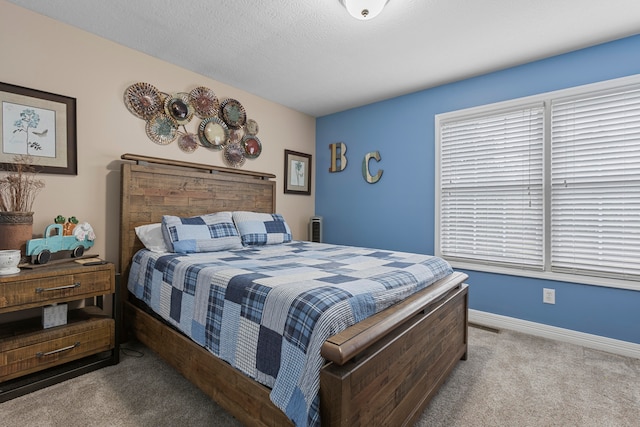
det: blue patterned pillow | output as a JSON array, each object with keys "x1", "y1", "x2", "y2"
[
  {"x1": 232, "y1": 211, "x2": 292, "y2": 246},
  {"x1": 161, "y1": 212, "x2": 242, "y2": 253}
]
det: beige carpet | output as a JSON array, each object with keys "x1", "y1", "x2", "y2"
[{"x1": 1, "y1": 326, "x2": 638, "y2": 426}]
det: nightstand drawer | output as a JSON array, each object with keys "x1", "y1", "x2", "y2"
[
  {"x1": 0, "y1": 317, "x2": 114, "y2": 383},
  {"x1": 0, "y1": 269, "x2": 114, "y2": 312}
]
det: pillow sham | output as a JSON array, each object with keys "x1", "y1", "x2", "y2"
[
  {"x1": 232, "y1": 211, "x2": 292, "y2": 246},
  {"x1": 161, "y1": 212, "x2": 242, "y2": 253},
  {"x1": 135, "y1": 223, "x2": 170, "y2": 253}
]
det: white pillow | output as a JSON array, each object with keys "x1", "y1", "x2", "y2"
[{"x1": 135, "y1": 223, "x2": 170, "y2": 253}]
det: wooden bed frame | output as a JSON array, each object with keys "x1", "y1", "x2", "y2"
[{"x1": 118, "y1": 153, "x2": 469, "y2": 426}]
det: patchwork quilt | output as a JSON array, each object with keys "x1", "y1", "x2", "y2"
[{"x1": 127, "y1": 241, "x2": 453, "y2": 426}]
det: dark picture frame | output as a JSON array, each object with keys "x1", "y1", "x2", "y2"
[
  {"x1": 0, "y1": 82, "x2": 77, "y2": 175},
  {"x1": 284, "y1": 149, "x2": 311, "y2": 195}
]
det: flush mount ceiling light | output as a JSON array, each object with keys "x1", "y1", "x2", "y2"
[{"x1": 341, "y1": 0, "x2": 389, "y2": 20}]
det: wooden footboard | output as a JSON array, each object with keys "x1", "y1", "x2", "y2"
[{"x1": 320, "y1": 282, "x2": 468, "y2": 426}]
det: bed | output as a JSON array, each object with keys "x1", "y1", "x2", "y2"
[{"x1": 118, "y1": 153, "x2": 469, "y2": 426}]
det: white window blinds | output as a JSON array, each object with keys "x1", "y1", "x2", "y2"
[
  {"x1": 439, "y1": 105, "x2": 545, "y2": 269},
  {"x1": 551, "y1": 86, "x2": 640, "y2": 279}
]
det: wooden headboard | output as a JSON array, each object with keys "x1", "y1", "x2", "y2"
[{"x1": 119, "y1": 153, "x2": 276, "y2": 279}]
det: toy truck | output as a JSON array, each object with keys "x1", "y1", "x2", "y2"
[{"x1": 26, "y1": 223, "x2": 94, "y2": 264}]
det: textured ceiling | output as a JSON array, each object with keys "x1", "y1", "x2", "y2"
[{"x1": 8, "y1": 0, "x2": 640, "y2": 117}]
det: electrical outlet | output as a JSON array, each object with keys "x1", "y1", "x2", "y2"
[{"x1": 543, "y1": 288, "x2": 555, "y2": 304}]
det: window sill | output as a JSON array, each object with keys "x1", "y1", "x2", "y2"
[{"x1": 447, "y1": 260, "x2": 640, "y2": 292}]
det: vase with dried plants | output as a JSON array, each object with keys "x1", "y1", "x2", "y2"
[{"x1": 0, "y1": 155, "x2": 45, "y2": 255}]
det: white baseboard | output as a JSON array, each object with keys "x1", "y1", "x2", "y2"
[{"x1": 469, "y1": 309, "x2": 640, "y2": 360}]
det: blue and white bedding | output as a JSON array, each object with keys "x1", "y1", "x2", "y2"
[{"x1": 127, "y1": 240, "x2": 453, "y2": 426}]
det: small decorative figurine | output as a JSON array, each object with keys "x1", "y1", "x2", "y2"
[
  {"x1": 64, "y1": 216, "x2": 78, "y2": 236},
  {"x1": 54, "y1": 215, "x2": 79, "y2": 235},
  {"x1": 26, "y1": 221, "x2": 95, "y2": 264}
]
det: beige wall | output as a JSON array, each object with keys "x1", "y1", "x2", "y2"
[{"x1": 0, "y1": 1, "x2": 316, "y2": 270}]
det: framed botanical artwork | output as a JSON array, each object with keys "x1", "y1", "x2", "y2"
[
  {"x1": 284, "y1": 149, "x2": 311, "y2": 195},
  {"x1": 0, "y1": 82, "x2": 77, "y2": 175}
]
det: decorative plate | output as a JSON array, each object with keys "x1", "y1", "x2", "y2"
[
  {"x1": 223, "y1": 142, "x2": 246, "y2": 168},
  {"x1": 245, "y1": 119, "x2": 259, "y2": 135},
  {"x1": 178, "y1": 133, "x2": 199, "y2": 153},
  {"x1": 145, "y1": 113, "x2": 178, "y2": 145},
  {"x1": 241, "y1": 135, "x2": 262, "y2": 159},
  {"x1": 164, "y1": 92, "x2": 194, "y2": 125},
  {"x1": 189, "y1": 86, "x2": 219, "y2": 119},
  {"x1": 220, "y1": 98, "x2": 246, "y2": 129},
  {"x1": 229, "y1": 127, "x2": 244, "y2": 144},
  {"x1": 198, "y1": 117, "x2": 229, "y2": 149},
  {"x1": 124, "y1": 82, "x2": 163, "y2": 120}
]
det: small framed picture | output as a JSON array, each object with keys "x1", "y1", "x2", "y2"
[
  {"x1": 0, "y1": 82, "x2": 77, "y2": 175},
  {"x1": 284, "y1": 149, "x2": 311, "y2": 195}
]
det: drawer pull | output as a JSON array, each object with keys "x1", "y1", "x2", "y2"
[
  {"x1": 36, "y1": 341, "x2": 80, "y2": 358},
  {"x1": 35, "y1": 282, "x2": 81, "y2": 293}
]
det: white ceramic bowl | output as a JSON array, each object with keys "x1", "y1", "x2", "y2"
[{"x1": 0, "y1": 249, "x2": 21, "y2": 275}]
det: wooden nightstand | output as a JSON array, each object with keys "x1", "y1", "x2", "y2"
[{"x1": 0, "y1": 262, "x2": 119, "y2": 402}]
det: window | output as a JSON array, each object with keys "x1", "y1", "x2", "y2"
[
  {"x1": 439, "y1": 104, "x2": 545, "y2": 269},
  {"x1": 436, "y1": 76, "x2": 640, "y2": 289}
]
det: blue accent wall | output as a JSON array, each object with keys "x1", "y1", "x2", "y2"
[{"x1": 316, "y1": 35, "x2": 640, "y2": 344}]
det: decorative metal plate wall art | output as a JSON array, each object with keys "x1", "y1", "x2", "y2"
[
  {"x1": 242, "y1": 135, "x2": 262, "y2": 159},
  {"x1": 164, "y1": 93, "x2": 194, "y2": 125},
  {"x1": 124, "y1": 82, "x2": 163, "y2": 119},
  {"x1": 223, "y1": 142, "x2": 246, "y2": 168},
  {"x1": 220, "y1": 99, "x2": 246, "y2": 129},
  {"x1": 123, "y1": 82, "x2": 261, "y2": 167},
  {"x1": 198, "y1": 117, "x2": 228, "y2": 149},
  {"x1": 189, "y1": 86, "x2": 218, "y2": 119},
  {"x1": 229, "y1": 127, "x2": 244, "y2": 144},
  {"x1": 178, "y1": 133, "x2": 199, "y2": 153},
  {"x1": 245, "y1": 119, "x2": 259, "y2": 136},
  {"x1": 145, "y1": 113, "x2": 178, "y2": 145}
]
